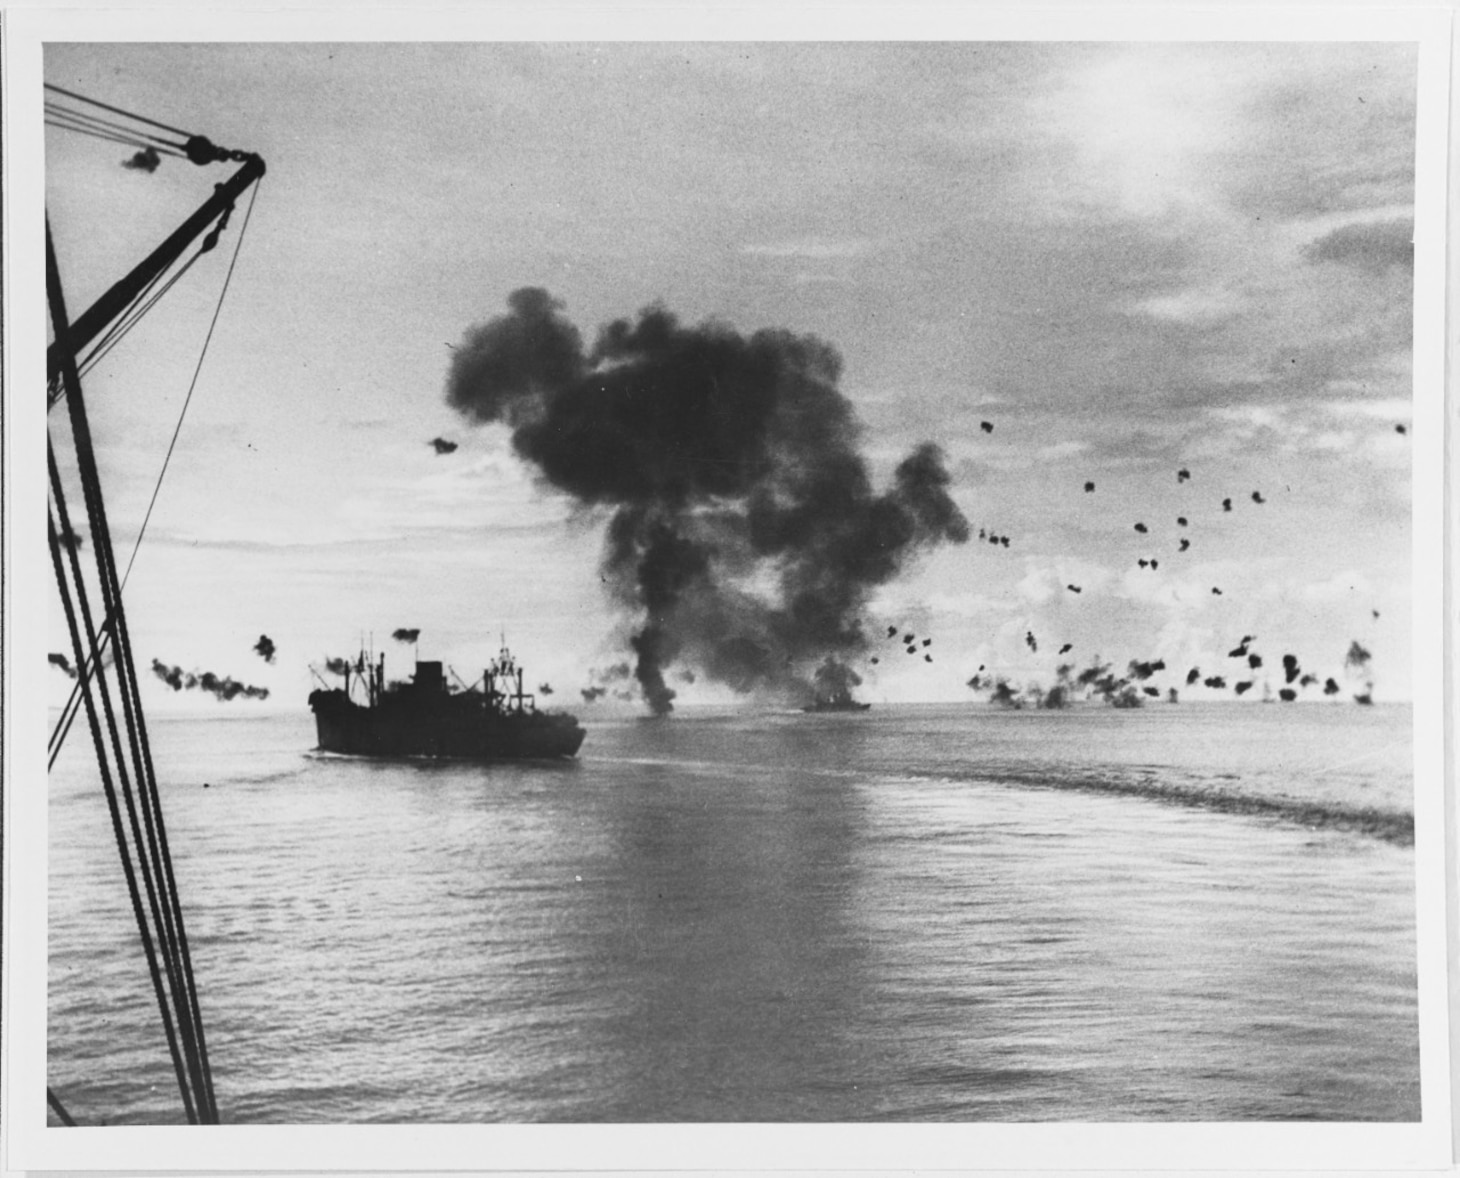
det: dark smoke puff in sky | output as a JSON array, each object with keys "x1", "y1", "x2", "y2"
[
  {"x1": 122, "y1": 145, "x2": 161, "y2": 172},
  {"x1": 392, "y1": 628, "x2": 421, "y2": 643},
  {"x1": 253, "y1": 634, "x2": 276, "y2": 663},
  {"x1": 150, "y1": 659, "x2": 269, "y2": 702},
  {"x1": 447, "y1": 288, "x2": 970, "y2": 713}
]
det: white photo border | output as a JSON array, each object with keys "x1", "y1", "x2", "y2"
[{"x1": 5, "y1": 3, "x2": 1453, "y2": 1173}]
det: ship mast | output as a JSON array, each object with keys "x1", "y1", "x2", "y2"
[
  {"x1": 46, "y1": 88, "x2": 265, "y2": 1126},
  {"x1": 47, "y1": 153, "x2": 266, "y2": 388}
]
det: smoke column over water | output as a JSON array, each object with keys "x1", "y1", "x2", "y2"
[
  {"x1": 811, "y1": 657, "x2": 863, "y2": 706},
  {"x1": 1345, "y1": 639, "x2": 1375, "y2": 703},
  {"x1": 447, "y1": 289, "x2": 969, "y2": 713}
]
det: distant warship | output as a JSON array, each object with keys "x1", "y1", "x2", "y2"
[
  {"x1": 801, "y1": 655, "x2": 870, "y2": 712},
  {"x1": 801, "y1": 697, "x2": 871, "y2": 713}
]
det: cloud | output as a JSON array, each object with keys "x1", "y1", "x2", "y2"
[
  {"x1": 922, "y1": 589, "x2": 1009, "y2": 619},
  {"x1": 1034, "y1": 440, "x2": 1089, "y2": 462},
  {"x1": 1319, "y1": 396, "x2": 1411, "y2": 423},
  {"x1": 1015, "y1": 558, "x2": 1115, "y2": 606},
  {"x1": 1130, "y1": 285, "x2": 1244, "y2": 325},
  {"x1": 1304, "y1": 218, "x2": 1413, "y2": 273},
  {"x1": 1257, "y1": 570, "x2": 1375, "y2": 605},
  {"x1": 1115, "y1": 566, "x2": 1209, "y2": 611}
]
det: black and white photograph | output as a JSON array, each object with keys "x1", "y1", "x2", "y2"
[{"x1": 5, "y1": 5, "x2": 1453, "y2": 1173}]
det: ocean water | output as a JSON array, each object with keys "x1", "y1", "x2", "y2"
[{"x1": 47, "y1": 702, "x2": 1419, "y2": 1124}]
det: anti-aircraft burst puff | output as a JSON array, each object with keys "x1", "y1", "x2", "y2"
[{"x1": 446, "y1": 288, "x2": 969, "y2": 713}]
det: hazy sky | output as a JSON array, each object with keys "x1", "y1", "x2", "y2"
[{"x1": 44, "y1": 40, "x2": 1418, "y2": 712}]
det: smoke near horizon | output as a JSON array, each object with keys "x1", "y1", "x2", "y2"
[
  {"x1": 150, "y1": 659, "x2": 270, "y2": 702},
  {"x1": 447, "y1": 288, "x2": 969, "y2": 713},
  {"x1": 1345, "y1": 638, "x2": 1376, "y2": 703},
  {"x1": 970, "y1": 641, "x2": 1376, "y2": 709}
]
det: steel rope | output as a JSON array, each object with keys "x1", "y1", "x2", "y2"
[
  {"x1": 48, "y1": 228, "x2": 210, "y2": 1122},
  {"x1": 44, "y1": 83, "x2": 193, "y2": 138}
]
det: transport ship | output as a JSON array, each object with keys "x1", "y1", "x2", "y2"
[{"x1": 309, "y1": 643, "x2": 586, "y2": 759}]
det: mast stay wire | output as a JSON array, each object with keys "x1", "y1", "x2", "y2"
[
  {"x1": 49, "y1": 234, "x2": 221, "y2": 756},
  {"x1": 48, "y1": 180, "x2": 261, "y2": 773},
  {"x1": 46, "y1": 1087, "x2": 78, "y2": 1127},
  {"x1": 126, "y1": 177, "x2": 261, "y2": 587},
  {"x1": 44, "y1": 100, "x2": 190, "y2": 153},
  {"x1": 44, "y1": 82, "x2": 194, "y2": 139},
  {"x1": 45, "y1": 152, "x2": 239, "y2": 412},
  {"x1": 49, "y1": 274, "x2": 208, "y2": 1126},
  {"x1": 80, "y1": 253, "x2": 203, "y2": 379},
  {"x1": 48, "y1": 223, "x2": 218, "y2": 1123},
  {"x1": 48, "y1": 485, "x2": 198, "y2": 1126},
  {"x1": 44, "y1": 112, "x2": 188, "y2": 158},
  {"x1": 44, "y1": 117, "x2": 187, "y2": 157},
  {"x1": 48, "y1": 245, "x2": 197, "y2": 409},
  {"x1": 47, "y1": 246, "x2": 210, "y2": 763},
  {"x1": 46, "y1": 83, "x2": 262, "y2": 1127},
  {"x1": 54, "y1": 232, "x2": 208, "y2": 407}
]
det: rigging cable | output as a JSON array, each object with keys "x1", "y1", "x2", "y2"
[
  {"x1": 43, "y1": 114, "x2": 188, "y2": 158},
  {"x1": 48, "y1": 239, "x2": 211, "y2": 758},
  {"x1": 48, "y1": 225, "x2": 216, "y2": 1122},
  {"x1": 44, "y1": 82, "x2": 194, "y2": 139},
  {"x1": 50, "y1": 232, "x2": 209, "y2": 409},
  {"x1": 44, "y1": 118, "x2": 174, "y2": 155},
  {"x1": 80, "y1": 250, "x2": 204, "y2": 378},
  {"x1": 48, "y1": 183, "x2": 260, "y2": 770},
  {"x1": 44, "y1": 88, "x2": 259, "y2": 1127},
  {"x1": 43, "y1": 100, "x2": 189, "y2": 153},
  {"x1": 46, "y1": 1088, "x2": 78, "y2": 1127},
  {"x1": 48, "y1": 492, "x2": 196, "y2": 1125},
  {"x1": 48, "y1": 241, "x2": 210, "y2": 759},
  {"x1": 128, "y1": 177, "x2": 261, "y2": 589},
  {"x1": 105, "y1": 181, "x2": 267, "y2": 1120}
]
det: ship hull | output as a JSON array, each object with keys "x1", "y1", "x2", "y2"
[{"x1": 310, "y1": 692, "x2": 585, "y2": 760}]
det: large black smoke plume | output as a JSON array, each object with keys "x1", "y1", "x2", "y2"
[{"x1": 447, "y1": 289, "x2": 969, "y2": 712}]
